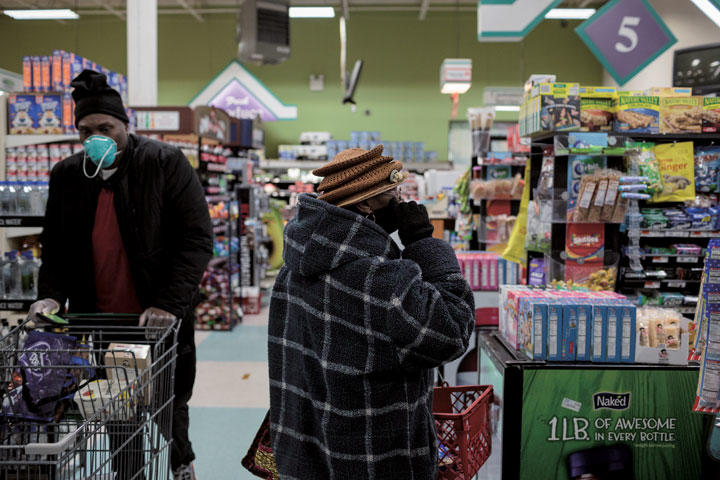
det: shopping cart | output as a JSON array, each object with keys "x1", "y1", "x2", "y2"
[{"x1": 0, "y1": 313, "x2": 179, "y2": 480}]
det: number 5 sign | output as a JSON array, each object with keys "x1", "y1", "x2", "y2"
[{"x1": 575, "y1": 0, "x2": 677, "y2": 86}]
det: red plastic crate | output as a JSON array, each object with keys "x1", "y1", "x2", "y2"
[{"x1": 434, "y1": 384, "x2": 493, "y2": 480}]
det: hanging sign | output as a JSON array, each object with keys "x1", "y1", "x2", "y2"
[
  {"x1": 483, "y1": 86, "x2": 524, "y2": 106},
  {"x1": 189, "y1": 60, "x2": 297, "y2": 122},
  {"x1": 477, "y1": 0, "x2": 561, "y2": 42},
  {"x1": 575, "y1": 0, "x2": 677, "y2": 86}
]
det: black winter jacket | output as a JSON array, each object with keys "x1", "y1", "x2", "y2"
[
  {"x1": 38, "y1": 134, "x2": 213, "y2": 347},
  {"x1": 269, "y1": 195, "x2": 475, "y2": 479}
]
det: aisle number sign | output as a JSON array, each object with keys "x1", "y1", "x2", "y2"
[{"x1": 575, "y1": 0, "x2": 677, "y2": 86}]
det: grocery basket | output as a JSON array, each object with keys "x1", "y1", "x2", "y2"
[
  {"x1": 0, "y1": 313, "x2": 179, "y2": 480},
  {"x1": 434, "y1": 384, "x2": 493, "y2": 480}
]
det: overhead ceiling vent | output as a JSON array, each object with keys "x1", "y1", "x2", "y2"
[{"x1": 237, "y1": 0, "x2": 290, "y2": 65}]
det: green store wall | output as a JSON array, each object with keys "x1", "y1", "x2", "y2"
[{"x1": 0, "y1": 13, "x2": 604, "y2": 158}]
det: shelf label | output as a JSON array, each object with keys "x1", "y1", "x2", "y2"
[
  {"x1": 677, "y1": 256, "x2": 699, "y2": 264},
  {"x1": 644, "y1": 281, "x2": 661, "y2": 289},
  {"x1": 651, "y1": 256, "x2": 669, "y2": 263},
  {"x1": 666, "y1": 280, "x2": 686, "y2": 288},
  {"x1": 0, "y1": 302, "x2": 25, "y2": 310},
  {"x1": 575, "y1": 0, "x2": 677, "y2": 85},
  {"x1": 0, "y1": 218, "x2": 23, "y2": 226}
]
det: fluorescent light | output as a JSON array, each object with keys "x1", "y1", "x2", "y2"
[
  {"x1": 441, "y1": 83, "x2": 471, "y2": 94},
  {"x1": 691, "y1": 0, "x2": 720, "y2": 28},
  {"x1": 495, "y1": 105, "x2": 520, "y2": 112},
  {"x1": 289, "y1": 6, "x2": 335, "y2": 18},
  {"x1": 4, "y1": 9, "x2": 79, "y2": 20},
  {"x1": 545, "y1": 8, "x2": 596, "y2": 20}
]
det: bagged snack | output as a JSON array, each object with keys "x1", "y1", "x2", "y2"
[
  {"x1": 695, "y1": 146, "x2": 720, "y2": 193},
  {"x1": 600, "y1": 171, "x2": 621, "y2": 222},
  {"x1": 574, "y1": 173, "x2": 598, "y2": 222},
  {"x1": 19, "y1": 331, "x2": 76, "y2": 407},
  {"x1": 652, "y1": 142, "x2": 696, "y2": 203},
  {"x1": 587, "y1": 170, "x2": 609, "y2": 222},
  {"x1": 568, "y1": 156, "x2": 605, "y2": 212},
  {"x1": 628, "y1": 145, "x2": 662, "y2": 194}
]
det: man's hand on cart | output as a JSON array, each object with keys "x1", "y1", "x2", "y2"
[
  {"x1": 139, "y1": 307, "x2": 176, "y2": 339},
  {"x1": 26, "y1": 298, "x2": 61, "y2": 328}
]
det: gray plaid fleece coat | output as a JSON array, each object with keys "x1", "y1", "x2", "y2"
[{"x1": 268, "y1": 195, "x2": 475, "y2": 480}]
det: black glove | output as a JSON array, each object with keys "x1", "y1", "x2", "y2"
[
  {"x1": 374, "y1": 198, "x2": 401, "y2": 234},
  {"x1": 397, "y1": 201, "x2": 434, "y2": 246}
]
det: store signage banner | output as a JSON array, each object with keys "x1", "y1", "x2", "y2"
[
  {"x1": 575, "y1": 0, "x2": 677, "y2": 85},
  {"x1": 477, "y1": 0, "x2": 561, "y2": 42},
  {"x1": 189, "y1": 60, "x2": 297, "y2": 122},
  {"x1": 520, "y1": 369, "x2": 703, "y2": 479}
]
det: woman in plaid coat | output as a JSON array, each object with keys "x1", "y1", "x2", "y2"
[{"x1": 268, "y1": 161, "x2": 475, "y2": 480}]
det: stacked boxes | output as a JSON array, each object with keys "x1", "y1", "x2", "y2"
[
  {"x1": 502, "y1": 286, "x2": 636, "y2": 363},
  {"x1": 5, "y1": 143, "x2": 80, "y2": 182},
  {"x1": 579, "y1": 86, "x2": 616, "y2": 132},
  {"x1": 11, "y1": 51, "x2": 128, "y2": 135},
  {"x1": 456, "y1": 252, "x2": 522, "y2": 291},
  {"x1": 520, "y1": 82, "x2": 581, "y2": 137}
]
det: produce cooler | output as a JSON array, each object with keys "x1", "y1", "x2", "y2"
[{"x1": 476, "y1": 329, "x2": 720, "y2": 480}]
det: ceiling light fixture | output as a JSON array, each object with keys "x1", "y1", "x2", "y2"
[
  {"x1": 690, "y1": 0, "x2": 720, "y2": 29},
  {"x1": 289, "y1": 6, "x2": 335, "y2": 18},
  {"x1": 545, "y1": 8, "x2": 596, "y2": 20},
  {"x1": 3, "y1": 9, "x2": 79, "y2": 20}
]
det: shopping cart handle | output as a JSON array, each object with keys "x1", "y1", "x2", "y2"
[{"x1": 24, "y1": 428, "x2": 79, "y2": 456}]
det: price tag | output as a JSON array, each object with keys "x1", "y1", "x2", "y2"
[
  {"x1": 644, "y1": 281, "x2": 661, "y2": 289},
  {"x1": 666, "y1": 280, "x2": 686, "y2": 288},
  {"x1": 575, "y1": 0, "x2": 677, "y2": 85},
  {"x1": 651, "y1": 256, "x2": 669, "y2": 263},
  {"x1": 677, "y1": 256, "x2": 700, "y2": 264}
]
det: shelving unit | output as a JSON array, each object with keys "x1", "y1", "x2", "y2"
[{"x1": 6, "y1": 134, "x2": 78, "y2": 149}]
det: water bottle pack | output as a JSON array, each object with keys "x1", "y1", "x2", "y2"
[
  {"x1": 1, "y1": 250, "x2": 40, "y2": 300},
  {"x1": 0, "y1": 182, "x2": 49, "y2": 216}
]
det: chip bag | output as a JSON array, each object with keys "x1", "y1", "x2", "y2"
[{"x1": 652, "y1": 142, "x2": 696, "y2": 203}]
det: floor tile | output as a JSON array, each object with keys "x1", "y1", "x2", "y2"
[
  {"x1": 196, "y1": 325, "x2": 269, "y2": 362},
  {"x1": 190, "y1": 361, "x2": 269, "y2": 408}
]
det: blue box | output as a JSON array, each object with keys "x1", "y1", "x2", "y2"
[
  {"x1": 605, "y1": 305, "x2": 623, "y2": 363},
  {"x1": 620, "y1": 305, "x2": 636, "y2": 363},
  {"x1": 591, "y1": 305, "x2": 607, "y2": 362},
  {"x1": 35, "y1": 94, "x2": 63, "y2": 135},
  {"x1": 562, "y1": 305, "x2": 578, "y2": 361},
  {"x1": 546, "y1": 302, "x2": 563, "y2": 361},
  {"x1": 575, "y1": 304, "x2": 593, "y2": 362},
  {"x1": 8, "y1": 94, "x2": 38, "y2": 134}
]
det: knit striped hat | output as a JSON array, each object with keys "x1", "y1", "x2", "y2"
[{"x1": 313, "y1": 145, "x2": 408, "y2": 207}]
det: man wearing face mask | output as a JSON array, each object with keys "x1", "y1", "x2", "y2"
[
  {"x1": 267, "y1": 145, "x2": 475, "y2": 479},
  {"x1": 27, "y1": 70, "x2": 212, "y2": 480}
]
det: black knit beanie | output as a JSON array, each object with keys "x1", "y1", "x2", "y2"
[{"x1": 71, "y1": 69, "x2": 129, "y2": 127}]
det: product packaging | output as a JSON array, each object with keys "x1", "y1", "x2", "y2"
[
  {"x1": 8, "y1": 94, "x2": 37, "y2": 134},
  {"x1": 605, "y1": 305, "x2": 623, "y2": 363},
  {"x1": 579, "y1": 86, "x2": 616, "y2": 132},
  {"x1": 51, "y1": 50, "x2": 64, "y2": 91},
  {"x1": 695, "y1": 146, "x2": 720, "y2": 193},
  {"x1": 561, "y1": 304, "x2": 578, "y2": 361},
  {"x1": 104, "y1": 343, "x2": 152, "y2": 402},
  {"x1": 703, "y1": 97, "x2": 720, "y2": 133},
  {"x1": 615, "y1": 95, "x2": 660, "y2": 133},
  {"x1": 526, "y1": 83, "x2": 581, "y2": 135},
  {"x1": 39, "y1": 56, "x2": 51, "y2": 93},
  {"x1": 36, "y1": 94, "x2": 63, "y2": 134},
  {"x1": 567, "y1": 156, "x2": 606, "y2": 212},
  {"x1": 652, "y1": 141, "x2": 696, "y2": 203},
  {"x1": 660, "y1": 96, "x2": 702, "y2": 133},
  {"x1": 22, "y1": 56, "x2": 33, "y2": 92},
  {"x1": 519, "y1": 297, "x2": 548, "y2": 360},
  {"x1": 18, "y1": 331, "x2": 76, "y2": 412},
  {"x1": 647, "y1": 87, "x2": 692, "y2": 97},
  {"x1": 575, "y1": 303, "x2": 593, "y2": 362},
  {"x1": 31, "y1": 56, "x2": 41, "y2": 94},
  {"x1": 592, "y1": 305, "x2": 607, "y2": 362}
]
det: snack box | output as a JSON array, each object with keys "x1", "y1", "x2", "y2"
[
  {"x1": 546, "y1": 300, "x2": 565, "y2": 362},
  {"x1": 620, "y1": 305, "x2": 636, "y2": 363},
  {"x1": 75, "y1": 379, "x2": 112, "y2": 420},
  {"x1": 35, "y1": 94, "x2": 63, "y2": 135},
  {"x1": 561, "y1": 304, "x2": 579, "y2": 361},
  {"x1": 51, "y1": 50, "x2": 65, "y2": 91},
  {"x1": 574, "y1": 303, "x2": 593, "y2": 362},
  {"x1": 519, "y1": 297, "x2": 548, "y2": 360},
  {"x1": 605, "y1": 305, "x2": 625, "y2": 363},
  {"x1": 635, "y1": 308, "x2": 688, "y2": 366},
  {"x1": 31, "y1": 56, "x2": 42, "y2": 94},
  {"x1": 660, "y1": 96, "x2": 702, "y2": 134},
  {"x1": 703, "y1": 97, "x2": 720, "y2": 133},
  {"x1": 104, "y1": 343, "x2": 152, "y2": 401},
  {"x1": 527, "y1": 82, "x2": 581, "y2": 135},
  {"x1": 592, "y1": 305, "x2": 607, "y2": 362},
  {"x1": 615, "y1": 95, "x2": 660, "y2": 133},
  {"x1": 22, "y1": 56, "x2": 33, "y2": 92},
  {"x1": 579, "y1": 86, "x2": 616, "y2": 132},
  {"x1": 8, "y1": 94, "x2": 37, "y2": 134},
  {"x1": 647, "y1": 87, "x2": 692, "y2": 97}
]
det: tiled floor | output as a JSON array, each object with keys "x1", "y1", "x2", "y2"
[{"x1": 190, "y1": 310, "x2": 270, "y2": 479}]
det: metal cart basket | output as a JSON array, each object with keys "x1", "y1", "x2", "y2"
[{"x1": 0, "y1": 313, "x2": 179, "y2": 480}]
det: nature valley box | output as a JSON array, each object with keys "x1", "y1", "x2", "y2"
[
  {"x1": 660, "y1": 96, "x2": 702, "y2": 133},
  {"x1": 703, "y1": 97, "x2": 720, "y2": 133},
  {"x1": 580, "y1": 86, "x2": 616, "y2": 132},
  {"x1": 647, "y1": 87, "x2": 692, "y2": 97},
  {"x1": 615, "y1": 95, "x2": 660, "y2": 133}
]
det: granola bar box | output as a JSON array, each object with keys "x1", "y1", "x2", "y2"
[
  {"x1": 660, "y1": 96, "x2": 702, "y2": 134},
  {"x1": 703, "y1": 97, "x2": 720, "y2": 133},
  {"x1": 615, "y1": 95, "x2": 660, "y2": 134},
  {"x1": 579, "y1": 86, "x2": 616, "y2": 132}
]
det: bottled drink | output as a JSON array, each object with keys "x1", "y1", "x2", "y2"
[
  {"x1": 16, "y1": 183, "x2": 32, "y2": 216},
  {"x1": 1, "y1": 182, "x2": 17, "y2": 216},
  {"x1": 20, "y1": 251, "x2": 38, "y2": 300},
  {"x1": 3, "y1": 251, "x2": 22, "y2": 299},
  {"x1": 29, "y1": 183, "x2": 43, "y2": 216}
]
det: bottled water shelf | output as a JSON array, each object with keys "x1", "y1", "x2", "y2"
[{"x1": 0, "y1": 217, "x2": 44, "y2": 227}]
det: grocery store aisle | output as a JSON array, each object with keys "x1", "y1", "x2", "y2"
[{"x1": 190, "y1": 309, "x2": 270, "y2": 479}]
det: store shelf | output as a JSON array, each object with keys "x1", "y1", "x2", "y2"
[
  {"x1": 404, "y1": 162, "x2": 452, "y2": 172},
  {"x1": 6, "y1": 227, "x2": 42, "y2": 238},
  {"x1": 0, "y1": 299, "x2": 34, "y2": 311},
  {"x1": 260, "y1": 160, "x2": 325, "y2": 170},
  {"x1": 652, "y1": 305, "x2": 697, "y2": 314},
  {"x1": 530, "y1": 131, "x2": 720, "y2": 144},
  {"x1": 208, "y1": 256, "x2": 229, "y2": 268},
  {"x1": 6, "y1": 134, "x2": 78, "y2": 148},
  {"x1": 0, "y1": 216, "x2": 44, "y2": 227},
  {"x1": 637, "y1": 230, "x2": 720, "y2": 238}
]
